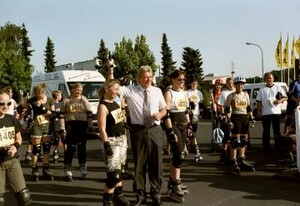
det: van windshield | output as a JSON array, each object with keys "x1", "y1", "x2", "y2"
[{"x1": 67, "y1": 82, "x2": 104, "y2": 100}]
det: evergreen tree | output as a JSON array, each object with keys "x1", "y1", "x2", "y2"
[
  {"x1": 20, "y1": 23, "x2": 34, "y2": 89},
  {"x1": 181, "y1": 47, "x2": 204, "y2": 89},
  {"x1": 160, "y1": 33, "x2": 176, "y2": 91},
  {"x1": 95, "y1": 39, "x2": 109, "y2": 77},
  {"x1": 44, "y1": 37, "x2": 56, "y2": 73}
]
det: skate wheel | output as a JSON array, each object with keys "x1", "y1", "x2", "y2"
[{"x1": 65, "y1": 176, "x2": 73, "y2": 182}]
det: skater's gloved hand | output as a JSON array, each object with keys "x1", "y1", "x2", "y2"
[
  {"x1": 87, "y1": 119, "x2": 94, "y2": 133},
  {"x1": 59, "y1": 129, "x2": 67, "y2": 138},
  {"x1": 167, "y1": 128, "x2": 177, "y2": 142},
  {"x1": 7, "y1": 142, "x2": 20, "y2": 157},
  {"x1": 103, "y1": 141, "x2": 113, "y2": 157},
  {"x1": 227, "y1": 121, "x2": 234, "y2": 129},
  {"x1": 213, "y1": 111, "x2": 218, "y2": 120}
]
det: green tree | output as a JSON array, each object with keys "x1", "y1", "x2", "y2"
[
  {"x1": 0, "y1": 22, "x2": 33, "y2": 102},
  {"x1": 20, "y1": 23, "x2": 34, "y2": 89},
  {"x1": 160, "y1": 33, "x2": 177, "y2": 91},
  {"x1": 113, "y1": 37, "x2": 138, "y2": 85},
  {"x1": 44, "y1": 37, "x2": 56, "y2": 73},
  {"x1": 95, "y1": 39, "x2": 109, "y2": 77},
  {"x1": 181, "y1": 47, "x2": 204, "y2": 89},
  {"x1": 134, "y1": 34, "x2": 156, "y2": 73}
]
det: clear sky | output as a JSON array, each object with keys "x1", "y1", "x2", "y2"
[{"x1": 1, "y1": 0, "x2": 300, "y2": 79}]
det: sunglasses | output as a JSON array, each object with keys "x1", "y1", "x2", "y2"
[
  {"x1": 0, "y1": 102, "x2": 12, "y2": 107},
  {"x1": 177, "y1": 78, "x2": 185, "y2": 82}
]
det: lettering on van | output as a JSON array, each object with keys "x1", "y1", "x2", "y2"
[{"x1": 68, "y1": 73, "x2": 101, "y2": 81}]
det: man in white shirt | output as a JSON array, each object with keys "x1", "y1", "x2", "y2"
[
  {"x1": 256, "y1": 72, "x2": 287, "y2": 152},
  {"x1": 108, "y1": 61, "x2": 166, "y2": 206}
]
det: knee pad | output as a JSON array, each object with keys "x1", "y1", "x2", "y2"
[
  {"x1": 170, "y1": 142, "x2": 183, "y2": 168},
  {"x1": 0, "y1": 193, "x2": 4, "y2": 206},
  {"x1": 32, "y1": 144, "x2": 41, "y2": 155},
  {"x1": 66, "y1": 144, "x2": 77, "y2": 153},
  {"x1": 230, "y1": 137, "x2": 240, "y2": 149},
  {"x1": 43, "y1": 142, "x2": 51, "y2": 154},
  {"x1": 172, "y1": 153, "x2": 183, "y2": 168},
  {"x1": 240, "y1": 136, "x2": 248, "y2": 147},
  {"x1": 106, "y1": 170, "x2": 121, "y2": 189},
  {"x1": 15, "y1": 188, "x2": 31, "y2": 206},
  {"x1": 77, "y1": 141, "x2": 86, "y2": 150},
  {"x1": 52, "y1": 133, "x2": 59, "y2": 145}
]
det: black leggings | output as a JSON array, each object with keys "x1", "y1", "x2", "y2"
[{"x1": 64, "y1": 121, "x2": 87, "y2": 166}]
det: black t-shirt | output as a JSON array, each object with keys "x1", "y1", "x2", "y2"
[
  {"x1": 27, "y1": 96, "x2": 54, "y2": 119},
  {"x1": 0, "y1": 114, "x2": 22, "y2": 160},
  {"x1": 100, "y1": 100, "x2": 125, "y2": 137}
]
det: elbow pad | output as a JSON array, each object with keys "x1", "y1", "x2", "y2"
[
  {"x1": 59, "y1": 111, "x2": 66, "y2": 119},
  {"x1": 17, "y1": 104, "x2": 25, "y2": 114},
  {"x1": 246, "y1": 105, "x2": 252, "y2": 113},
  {"x1": 162, "y1": 110, "x2": 171, "y2": 122},
  {"x1": 86, "y1": 111, "x2": 93, "y2": 119},
  {"x1": 224, "y1": 106, "x2": 230, "y2": 114}
]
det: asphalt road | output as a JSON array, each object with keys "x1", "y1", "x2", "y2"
[{"x1": 4, "y1": 120, "x2": 300, "y2": 206}]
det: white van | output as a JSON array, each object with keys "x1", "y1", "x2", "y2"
[
  {"x1": 243, "y1": 82, "x2": 288, "y2": 116},
  {"x1": 30, "y1": 70, "x2": 106, "y2": 136}
]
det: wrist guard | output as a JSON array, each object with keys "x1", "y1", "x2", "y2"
[
  {"x1": 13, "y1": 142, "x2": 21, "y2": 150},
  {"x1": 167, "y1": 128, "x2": 176, "y2": 142}
]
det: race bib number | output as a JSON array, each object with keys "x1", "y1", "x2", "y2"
[
  {"x1": 69, "y1": 103, "x2": 84, "y2": 113},
  {"x1": 0, "y1": 126, "x2": 15, "y2": 148},
  {"x1": 36, "y1": 115, "x2": 49, "y2": 125},
  {"x1": 175, "y1": 99, "x2": 187, "y2": 111},
  {"x1": 111, "y1": 108, "x2": 125, "y2": 124}
]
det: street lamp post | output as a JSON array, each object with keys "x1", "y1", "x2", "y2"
[{"x1": 246, "y1": 42, "x2": 264, "y2": 81}]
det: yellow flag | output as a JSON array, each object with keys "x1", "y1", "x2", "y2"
[
  {"x1": 291, "y1": 36, "x2": 295, "y2": 68},
  {"x1": 275, "y1": 36, "x2": 282, "y2": 67},
  {"x1": 282, "y1": 36, "x2": 289, "y2": 68},
  {"x1": 296, "y1": 36, "x2": 300, "y2": 57}
]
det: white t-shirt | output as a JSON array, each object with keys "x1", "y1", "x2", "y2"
[
  {"x1": 186, "y1": 89, "x2": 203, "y2": 123},
  {"x1": 256, "y1": 84, "x2": 287, "y2": 115},
  {"x1": 219, "y1": 89, "x2": 235, "y2": 106}
]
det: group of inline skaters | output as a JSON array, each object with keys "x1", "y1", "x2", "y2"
[
  {"x1": 211, "y1": 76, "x2": 256, "y2": 176},
  {"x1": 0, "y1": 64, "x2": 295, "y2": 206}
]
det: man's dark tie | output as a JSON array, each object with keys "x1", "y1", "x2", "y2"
[{"x1": 143, "y1": 89, "x2": 152, "y2": 127}]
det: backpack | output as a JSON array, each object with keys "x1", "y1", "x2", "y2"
[{"x1": 212, "y1": 127, "x2": 224, "y2": 144}]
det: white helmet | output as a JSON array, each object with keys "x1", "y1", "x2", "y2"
[{"x1": 233, "y1": 76, "x2": 246, "y2": 84}]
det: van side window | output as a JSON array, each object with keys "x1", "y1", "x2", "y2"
[
  {"x1": 244, "y1": 89, "x2": 251, "y2": 97},
  {"x1": 253, "y1": 88, "x2": 259, "y2": 99},
  {"x1": 58, "y1": 84, "x2": 68, "y2": 98}
]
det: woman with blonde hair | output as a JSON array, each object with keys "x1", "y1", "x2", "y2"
[
  {"x1": 19, "y1": 83, "x2": 55, "y2": 181},
  {"x1": 59, "y1": 83, "x2": 93, "y2": 181},
  {"x1": 97, "y1": 79, "x2": 130, "y2": 206}
]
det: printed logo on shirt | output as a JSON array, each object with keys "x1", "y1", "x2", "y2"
[
  {"x1": 175, "y1": 99, "x2": 188, "y2": 111},
  {"x1": 189, "y1": 95, "x2": 199, "y2": 102}
]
